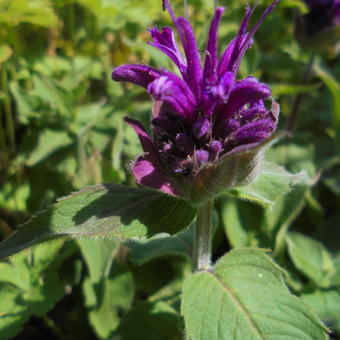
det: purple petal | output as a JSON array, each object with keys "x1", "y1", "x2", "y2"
[
  {"x1": 193, "y1": 117, "x2": 211, "y2": 138},
  {"x1": 233, "y1": 0, "x2": 280, "y2": 72},
  {"x1": 176, "y1": 16, "x2": 203, "y2": 101},
  {"x1": 238, "y1": 106, "x2": 267, "y2": 124},
  {"x1": 208, "y1": 71, "x2": 235, "y2": 102},
  {"x1": 218, "y1": 6, "x2": 254, "y2": 76},
  {"x1": 163, "y1": 0, "x2": 203, "y2": 97},
  {"x1": 203, "y1": 7, "x2": 225, "y2": 84},
  {"x1": 124, "y1": 117, "x2": 159, "y2": 164},
  {"x1": 234, "y1": 119, "x2": 275, "y2": 144},
  {"x1": 131, "y1": 156, "x2": 179, "y2": 196},
  {"x1": 195, "y1": 150, "x2": 209, "y2": 165},
  {"x1": 203, "y1": 71, "x2": 234, "y2": 116},
  {"x1": 112, "y1": 65, "x2": 162, "y2": 88},
  {"x1": 147, "y1": 75, "x2": 196, "y2": 120},
  {"x1": 224, "y1": 118, "x2": 240, "y2": 134},
  {"x1": 148, "y1": 27, "x2": 187, "y2": 74},
  {"x1": 222, "y1": 77, "x2": 271, "y2": 117},
  {"x1": 209, "y1": 140, "x2": 222, "y2": 160}
]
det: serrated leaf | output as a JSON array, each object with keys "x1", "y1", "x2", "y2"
[
  {"x1": 228, "y1": 162, "x2": 308, "y2": 207},
  {"x1": 182, "y1": 248, "x2": 327, "y2": 340},
  {"x1": 0, "y1": 184, "x2": 197, "y2": 258},
  {"x1": 286, "y1": 232, "x2": 335, "y2": 288}
]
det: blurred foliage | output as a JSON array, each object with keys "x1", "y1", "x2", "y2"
[{"x1": 0, "y1": 0, "x2": 339, "y2": 338}]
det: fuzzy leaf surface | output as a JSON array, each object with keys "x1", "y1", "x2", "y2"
[
  {"x1": 182, "y1": 248, "x2": 328, "y2": 340},
  {"x1": 228, "y1": 162, "x2": 308, "y2": 207},
  {"x1": 0, "y1": 184, "x2": 196, "y2": 258}
]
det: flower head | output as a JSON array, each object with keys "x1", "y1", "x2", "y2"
[
  {"x1": 303, "y1": 0, "x2": 340, "y2": 35},
  {"x1": 112, "y1": 0, "x2": 280, "y2": 202},
  {"x1": 295, "y1": 0, "x2": 340, "y2": 52}
]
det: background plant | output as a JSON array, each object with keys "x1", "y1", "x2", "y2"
[{"x1": 0, "y1": 0, "x2": 339, "y2": 339}]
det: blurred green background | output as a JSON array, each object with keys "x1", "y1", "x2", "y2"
[{"x1": 0, "y1": 0, "x2": 339, "y2": 339}]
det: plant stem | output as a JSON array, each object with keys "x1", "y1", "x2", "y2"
[
  {"x1": 193, "y1": 200, "x2": 213, "y2": 271},
  {"x1": 286, "y1": 52, "x2": 315, "y2": 132}
]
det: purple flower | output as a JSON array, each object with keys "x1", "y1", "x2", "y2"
[
  {"x1": 112, "y1": 0, "x2": 280, "y2": 200},
  {"x1": 303, "y1": 0, "x2": 340, "y2": 35}
]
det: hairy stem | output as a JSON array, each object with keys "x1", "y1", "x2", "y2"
[{"x1": 193, "y1": 200, "x2": 213, "y2": 271}]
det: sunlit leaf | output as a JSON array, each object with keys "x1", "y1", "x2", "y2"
[
  {"x1": 286, "y1": 232, "x2": 335, "y2": 288},
  {"x1": 228, "y1": 161, "x2": 308, "y2": 207},
  {"x1": 0, "y1": 184, "x2": 197, "y2": 258},
  {"x1": 182, "y1": 248, "x2": 328, "y2": 340}
]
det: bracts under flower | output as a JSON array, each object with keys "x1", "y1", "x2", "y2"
[{"x1": 112, "y1": 0, "x2": 280, "y2": 203}]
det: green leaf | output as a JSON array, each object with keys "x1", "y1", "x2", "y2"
[
  {"x1": 128, "y1": 231, "x2": 192, "y2": 265},
  {"x1": 113, "y1": 301, "x2": 181, "y2": 340},
  {"x1": 286, "y1": 232, "x2": 335, "y2": 288},
  {"x1": 266, "y1": 143, "x2": 316, "y2": 177},
  {"x1": 314, "y1": 62, "x2": 340, "y2": 150},
  {"x1": 79, "y1": 239, "x2": 130, "y2": 339},
  {"x1": 182, "y1": 248, "x2": 327, "y2": 340},
  {"x1": 221, "y1": 198, "x2": 263, "y2": 248},
  {"x1": 0, "y1": 184, "x2": 197, "y2": 258},
  {"x1": 302, "y1": 289, "x2": 340, "y2": 332},
  {"x1": 83, "y1": 267, "x2": 134, "y2": 339},
  {"x1": 32, "y1": 75, "x2": 72, "y2": 117},
  {"x1": 0, "y1": 45, "x2": 12, "y2": 63},
  {"x1": 271, "y1": 83, "x2": 320, "y2": 96},
  {"x1": 228, "y1": 162, "x2": 308, "y2": 207},
  {"x1": 0, "y1": 239, "x2": 71, "y2": 339},
  {"x1": 25, "y1": 129, "x2": 73, "y2": 167},
  {"x1": 0, "y1": 0, "x2": 58, "y2": 28},
  {"x1": 78, "y1": 238, "x2": 119, "y2": 283},
  {"x1": 128, "y1": 210, "x2": 219, "y2": 265},
  {"x1": 0, "y1": 284, "x2": 29, "y2": 340}
]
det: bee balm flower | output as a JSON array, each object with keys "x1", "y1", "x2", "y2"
[
  {"x1": 295, "y1": 0, "x2": 340, "y2": 51},
  {"x1": 303, "y1": 0, "x2": 339, "y2": 35},
  {"x1": 112, "y1": 0, "x2": 280, "y2": 202}
]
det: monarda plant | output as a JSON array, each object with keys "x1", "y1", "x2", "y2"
[{"x1": 0, "y1": 1, "x2": 329, "y2": 339}]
